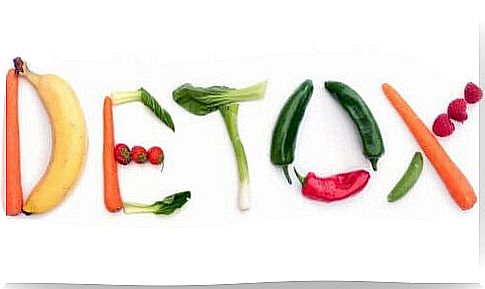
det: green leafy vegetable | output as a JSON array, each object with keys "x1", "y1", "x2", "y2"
[
  {"x1": 173, "y1": 81, "x2": 268, "y2": 211},
  {"x1": 123, "y1": 191, "x2": 191, "y2": 215},
  {"x1": 111, "y1": 88, "x2": 175, "y2": 132}
]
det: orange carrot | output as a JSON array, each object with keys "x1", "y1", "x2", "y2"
[
  {"x1": 103, "y1": 96, "x2": 123, "y2": 213},
  {"x1": 382, "y1": 83, "x2": 476, "y2": 210},
  {"x1": 4, "y1": 69, "x2": 23, "y2": 216}
]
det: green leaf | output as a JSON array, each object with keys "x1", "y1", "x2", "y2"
[
  {"x1": 140, "y1": 88, "x2": 176, "y2": 132},
  {"x1": 123, "y1": 191, "x2": 191, "y2": 215},
  {"x1": 172, "y1": 82, "x2": 267, "y2": 116},
  {"x1": 151, "y1": 191, "x2": 191, "y2": 215},
  {"x1": 196, "y1": 81, "x2": 267, "y2": 108},
  {"x1": 172, "y1": 84, "x2": 232, "y2": 116}
]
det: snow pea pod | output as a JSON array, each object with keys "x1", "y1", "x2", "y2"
[
  {"x1": 388, "y1": 152, "x2": 423, "y2": 202},
  {"x1": 325, "y1": 81, "x2": 385, "y2": 171},
  {"x1": 271, "y1": 80, "x2": 314, "y2": 184}
]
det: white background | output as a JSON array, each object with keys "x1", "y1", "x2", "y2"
[{"x1": 0, "y1": 0, "x2": 483, "y2": 286}]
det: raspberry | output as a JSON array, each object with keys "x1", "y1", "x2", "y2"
[
  {"x1": 432, "y1": 114, "x2": 455, "y2": 137},
  {"x1": 464, "y1": 82, "x2": 482, "y2": 104},
  {"x1": 447, "y1": 98, "x2": 468, "y2": 123}
]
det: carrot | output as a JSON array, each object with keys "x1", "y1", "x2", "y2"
[
  {"x1": 382, "y1": 83, "x2": 477, "y2": 210},
  {"x1": 3, "y1": 69, "x2": 23, "y2": 216},
  {"x1": 103, "y1": 96, "x2": 123, "y2": 213}
]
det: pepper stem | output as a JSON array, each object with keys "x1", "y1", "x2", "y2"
[
  {"x1": 282, "y1": 166, "x2": 293, "y2": 185},
  {"x1": 370, "y1": 158, "x2": 379, "y2": 171},
  {"x1": 293, "y1": 168, "x2": 306, "y2": 186}
]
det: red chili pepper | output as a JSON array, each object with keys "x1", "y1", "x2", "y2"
[{"x1": 294, "y1": 168, "x2": 370, "y2": 202}]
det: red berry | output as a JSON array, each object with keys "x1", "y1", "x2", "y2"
[
  {"x1": 432, "y1": 114, "x2": 455, "y2": 137},
  {"x1": 447, "y1": 98, "x2": 468, "y2": 123},
  {"x1": 131, "y1": 146, "x2": 148, "y2": 164},
  {"x1": 147, "y1": 146, "x2": 165, "y2": 165},
  {"x1": 464, "y1": 82, "x2": 483, "y2": 104},
  {"x1": 114, "y1": 144, "x2": 132, "y2": 165}
]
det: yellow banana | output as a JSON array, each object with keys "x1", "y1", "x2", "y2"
[{"x1": 18, "y1": 59, "x2": 88, "y2": 214}]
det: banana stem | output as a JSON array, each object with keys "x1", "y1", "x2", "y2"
[
  {"x1": 13, "y1": 57, "x2": 39, "y2": 85},
  {"x1": 13, "y1": 57, "x2": 24, "y2": 75}
]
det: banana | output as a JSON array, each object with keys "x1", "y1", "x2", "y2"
[{"x1": 17, "y1": 58, "x2": 88, "y2": 214}]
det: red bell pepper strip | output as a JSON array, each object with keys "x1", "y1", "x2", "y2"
[{"x1": 294, "y1": 168, "x2": 370, "y2": 202}]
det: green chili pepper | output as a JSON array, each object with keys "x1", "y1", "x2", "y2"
[
  {"x1": 271, "y1": 80, "x2": 314, "y2": 184},
  {"x1": 388, "y1": 152, "x2": 424, "y2": 203},
  {"x1": 324, "y1": 81, "x2": 385, "y2": 171}
]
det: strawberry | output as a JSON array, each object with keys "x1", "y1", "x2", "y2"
[
  {"x1": 432, "y1": 114, "x2": 455, "y2": 137},
  {"x1": 114, "y1": 144, "x2": 132, "y2": 165},
  {"x1": 464, "y1": 82, "x2": 483, "y2": 104},
  {"x1": 447, "y1": 98, "x2": 468, "y2": 123},
  {"x1": 148, "y1": 146, "x2": 165, "y2": 165},
  {"x1": 131, "y1": 146, "x2": 148, "y2": 164}
]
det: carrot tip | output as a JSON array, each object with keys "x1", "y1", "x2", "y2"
[{"x1": 382, "y1": 83, "x2": 392, "y2": 90}]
